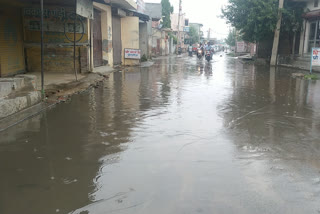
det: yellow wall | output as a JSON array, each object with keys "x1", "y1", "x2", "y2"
[
  {"x1": 26, "y1": 47, "x2": 81, "y2": 73},
  {"x1": 0, "y1": 6, "x2": 25, "y2": 77},
  {"x1": 93, "y1": 2, "x2": 113, "y2": 67},
  {"x1": 121, "y1": 17, "x2": 140, "y2": 66},
  {"x1": 23, "y1": 6, "x2": 89, "y2": 73}
]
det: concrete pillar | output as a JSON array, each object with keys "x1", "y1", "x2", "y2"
[
  {"x1": 304, "y1": 21, "x2": 310, "y2": 54},
  {"x1": 93, "y1": 2, "x2": 113, "y2": 67}
]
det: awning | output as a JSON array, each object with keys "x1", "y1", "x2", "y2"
[
  {"x1": 302, "y1": 9, "x2": 320, "y2": 19},
  {"x1": 125, "y1": 9, "x2": 150, "y2": 22},
  {"x1": 107, "y1": 0, "x2": 137, "y2": 10}
]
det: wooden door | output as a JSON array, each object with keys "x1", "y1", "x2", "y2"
[{"x1": 93, "y1": 9, "x2": 103, "y2": 67}]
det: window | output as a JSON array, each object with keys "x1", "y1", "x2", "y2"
[
  {"x1": 185, "y1": 19, "x2": 189, "y2": 26},
  {"x1": 315, "y1": 0, "x2": 319, "y2": 7}
]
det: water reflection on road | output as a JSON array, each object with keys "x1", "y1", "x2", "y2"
[{"x1": 1, "y1": 54, "x2": 320, "y2": 214}]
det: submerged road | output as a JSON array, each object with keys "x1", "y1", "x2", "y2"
[{"x1": 1, "y1": 54, "x2": 320, "y2": 214}]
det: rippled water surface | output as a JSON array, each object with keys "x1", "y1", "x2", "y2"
[{"x1": 1, "y1": 54, "x2": 320, "y2": 214}]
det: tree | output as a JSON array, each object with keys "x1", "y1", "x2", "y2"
[
  {"x1": 188, "y1": 26, "x2": 199, "y2": 44},
  {"x1": 225, "y1": 29, "x2": 236, "y2": 46},
  {"x1": 221, "y1": 0, "x2": 305, "y2": 43},
  {"x1": 161, "y1": 0, "x2": 174, "y2": 28}
]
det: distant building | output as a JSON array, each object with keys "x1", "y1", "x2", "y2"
[
  {"x1": 171, "y1": 13, "x2": 189, "y2": 50},
  {"x1": 145, "y1": 3, "x2": 171, "y2": 56},
  {"x1": 189, "y1": 23, "x2": 204, "y2": 43}
]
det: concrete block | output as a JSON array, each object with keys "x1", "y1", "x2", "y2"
[
  {"x1": 0, "y1": 91, "x2": 41, "y2": 119},
  {"x1": 16, "y1": 75, "x2": 37, "y2": 89},
  {"x1": 0, "y1": 81, "x2": 14, "y2": 97},
  {"x1": 0, "y1": 78, "x2": 25, "y2": 90},
  {"x1": 0, "y1": 96, "x2": 28, "y2": 118},
  {"x1": 27, "y1": 91, "x2": 42, "y2": 106}
]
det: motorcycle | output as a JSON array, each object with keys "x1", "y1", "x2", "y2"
[
  {"x1": 205, "y1": 50, "x2": 212, "y2": 62},
  {"x1": 197, "y1": 49, "x2": 203, "y2": 59}
]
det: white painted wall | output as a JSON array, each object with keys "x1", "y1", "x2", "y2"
[{"x1": 306, "y1": 0, "x2": 320, "y2": 11}]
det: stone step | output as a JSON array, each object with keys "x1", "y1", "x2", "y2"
[
  {"x1": 0, "y1": 90, "x2": 42, "y2": 119},
  {"x1": 0, "y1": 75, "x2": 37, "y2": 98},
  {"x1": 0, "y1": 78, "x2": 25, "y2": 97}
]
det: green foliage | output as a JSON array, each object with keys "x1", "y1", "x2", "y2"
[
  {"x1": 305, "y1": 74, "x2": 319, "y2": 80},
  {"x1": 161, "y1": 0, "x2": 174, "y2": 28},
  {"x1": 141, "y1": 54, "x2": 148, "y2": 62},
  {"x1": 188, "y1": 26, "x2": 199, "y2": 44},
  {"x1": 281, "y1": 1, "x2": 306, "y2": 33},
  {"x1": 169, "y1": 33, "x2": 177, "y2": 44},
  {"x1": 222, "y1": 0, "x2": 306, "y2": 42},
  {"x1": 225, "y1": 29, "x2": 236, "y2": 46}
]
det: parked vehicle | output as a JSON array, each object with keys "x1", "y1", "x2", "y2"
[{"x1": 192, "y1": 44, "x2": 199, "y2": 53}]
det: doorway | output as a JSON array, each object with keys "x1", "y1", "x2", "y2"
[{"x1": 93, "y1": 9, "x2": 103, "y2": 67}]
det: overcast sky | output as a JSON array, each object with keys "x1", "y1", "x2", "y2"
[{"x1": 144, "y1": 0, "x2": 230, "y2": 39}]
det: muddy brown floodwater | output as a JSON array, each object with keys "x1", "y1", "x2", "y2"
[{"x1": 1, "y1": 54, "x2": 320, "y2": 214}]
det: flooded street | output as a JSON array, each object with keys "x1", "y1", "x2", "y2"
[{"x1": 1, "y1": 54, "x2": 320, "y2": 214}]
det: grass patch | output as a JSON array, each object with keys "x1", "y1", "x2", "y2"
[
  {"x1": 304, "y1": 74, "x2": 319, "y2": 80},
  {"x1": 226, "y1": 52, "x2": 236, "y2": 57},
  {"x1": 141, "y1": 54, "x2": 148, "y2": 62}
]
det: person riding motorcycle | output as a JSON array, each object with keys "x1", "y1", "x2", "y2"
[
  {"x1": 205, "y1": 44, "x2": 213, "y2": 60},
  {"x1": 200, "y1": 43, "x2": 205, "y2": 56}
]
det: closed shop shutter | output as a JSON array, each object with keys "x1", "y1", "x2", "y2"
[
  {"x1": 112, "y1": 16, "x2": 122, "y2": 65},
  {"x1": 0, "y1": 6, "x2": 25, "y2": 77}
]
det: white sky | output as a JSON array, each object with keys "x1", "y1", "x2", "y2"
[{"x1": 144, "y1": 0, "x2": 230, "y2": 39}]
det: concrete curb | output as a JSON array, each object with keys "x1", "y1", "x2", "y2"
[
  {"x1": 0, "y1": 71, "x2": 113, "y2": 131},
  {"x1": 0, "y1": 91, "x2": 42, "y2": 119}
]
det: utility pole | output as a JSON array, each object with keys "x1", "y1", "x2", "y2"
[
  {"x1": 270, "y1": 0, "x2": 284, "y2": 66},
  {"x1": 176, "y1": 0, "x2": 182, "y2": 54},
  {"x1": 40, "y1": 0, "x2": 44, "y2": 97}
]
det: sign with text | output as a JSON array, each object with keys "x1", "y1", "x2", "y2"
[
  {"x1": 124, "y1": 49, "x2": 141, "y2": 59},
  {"x1": 76, "y1": 0, "x2": 93, "y2": 19},
  {"x1": 311, "y1": 48, "x2": 320, "y2": 66},
  {"x1": 236, "y1": 41, "x2": 246, "y2": 53}
]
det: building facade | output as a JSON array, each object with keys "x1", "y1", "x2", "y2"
[{"x1": 0, "y1": 0, "x2": 142, "y2": 77}]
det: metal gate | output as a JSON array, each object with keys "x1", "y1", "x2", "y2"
[
  {"x1": 112, "y1": 16, "x2": 122, "y2": 65},
  {"x1": 93, "y1": 9, "x2": 103, "y2": 67}
]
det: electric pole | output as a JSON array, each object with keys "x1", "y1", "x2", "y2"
[
  {"x1": 270, "y1": 0, "x2": 284, "y2": 66},
  {"x1": 176, "y1": 0, "x2": 182, "y2": 54}
]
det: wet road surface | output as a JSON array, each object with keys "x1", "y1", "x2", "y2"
[{"x1": 1, "y1": 54, "x2": 320, "y2": 214}]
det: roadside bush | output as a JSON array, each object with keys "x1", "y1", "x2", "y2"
[{"x1": 141, "y1": 54, "x2": 148, "y2": 62}]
